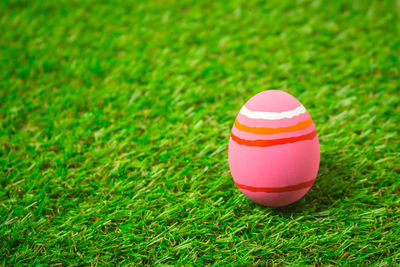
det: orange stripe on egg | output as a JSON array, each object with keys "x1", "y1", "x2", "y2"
[
  {"x1": 235, "y1": 179, "x2": 315, "y2": 193},
  {"x1": 234, "y1": 117, "x2": 313, "y2": 135},
  {"x1": 230, "y1": 129, "x2": 317, "y2": 147}
]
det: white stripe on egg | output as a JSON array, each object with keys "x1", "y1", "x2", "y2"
[{"x1": 239, "y1": 104, "x2": 306, "y2": 120}]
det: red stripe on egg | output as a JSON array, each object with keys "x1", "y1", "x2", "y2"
[
  {"x1": 235, "y1": 178, "x2": 315, "y2": 193},
  {"x1": 230, "y1": 129, "x2": 317, "y2": 147}
]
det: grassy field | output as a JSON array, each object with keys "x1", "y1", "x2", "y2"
[{"x1": 1, "y1": 0, "x2": 399, "y2": 265}]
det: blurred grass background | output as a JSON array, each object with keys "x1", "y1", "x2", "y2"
[{"x1": 1, "y1": 0, "x2": 399, "y2": 265}]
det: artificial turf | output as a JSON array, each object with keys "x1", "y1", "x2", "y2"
[{"x1": 1, "y1": 0, "x2": 399, "y2": 265}]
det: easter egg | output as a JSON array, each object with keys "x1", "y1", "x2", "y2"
[{"x1": 228, "y1": 90, "x2": 320, "y2": 207}]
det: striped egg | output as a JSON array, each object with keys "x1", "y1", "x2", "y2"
[{"x1": 228, "y1": 90, "x2": 320, "y2": 207}]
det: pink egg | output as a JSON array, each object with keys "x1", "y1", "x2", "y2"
[{"x1": 228, "y1": 90, "x2": 320, "y2": 207}]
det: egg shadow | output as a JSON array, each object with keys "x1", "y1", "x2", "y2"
[{"x1": 254, "y1": 149, "x2": 355, "y2": 217}]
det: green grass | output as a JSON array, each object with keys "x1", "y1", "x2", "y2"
[{"x1": 1, "y1": 0, "x2": 399, "y2": 265}]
